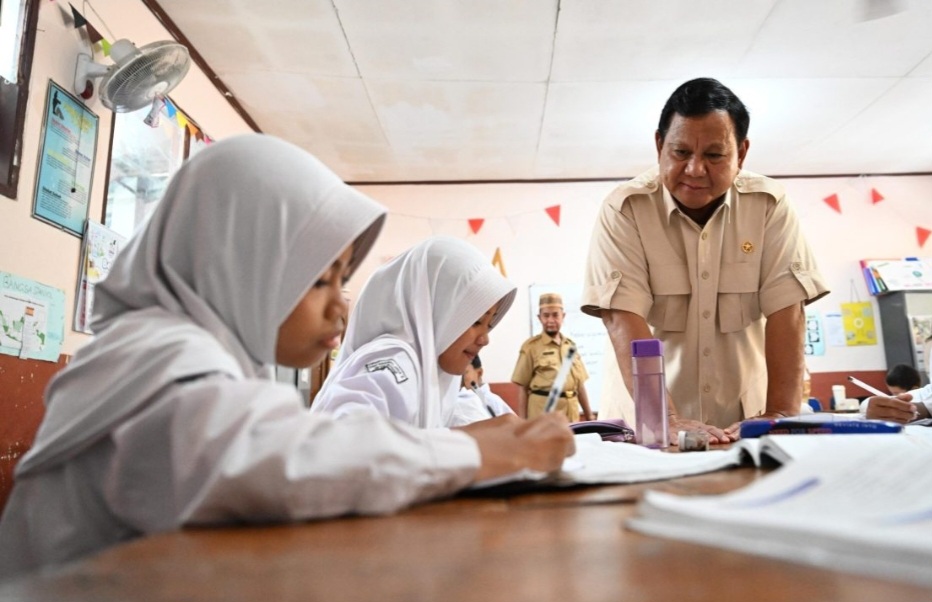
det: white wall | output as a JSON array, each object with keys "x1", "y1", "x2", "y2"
[
  {"x1": 0, "y1": 0, "x2": 252, "y2": 355},
  {"x1": 355, "y1": 172, "x2": 932, "y2": 391}
]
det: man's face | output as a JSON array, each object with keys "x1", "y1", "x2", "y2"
[
  {"x1": 655, "y1": 110, "x2": 749, "y2": 210},
  {"x1": 539, "y1": 308, "x2": 564, "y2": 337}
]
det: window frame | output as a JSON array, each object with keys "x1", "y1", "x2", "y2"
[{"x1": 0, "y1": 0, "x2": 40, "y2": 199}]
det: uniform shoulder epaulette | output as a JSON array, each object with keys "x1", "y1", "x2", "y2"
[
  {"x1": 734, "y1": 170, "x2": 784, "y2": 201},
  {"x1": 604, "y1": 167, "x2": 660, "y2": 210},
  {"x1": 563, "y1": 335, "x2": 577, "y2": 347}
]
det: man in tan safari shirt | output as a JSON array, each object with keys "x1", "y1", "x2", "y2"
[
  {"x1": 582, "y1": 77, "x2": 829, "y2": 442},
  {"x1": 512, "y1": 293, "x2": 594, "y2": 422}
]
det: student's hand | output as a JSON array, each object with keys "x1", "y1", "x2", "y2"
[
  {"x1": 467, "y1": 413, "x2": 575, "y2": 482},
  {"x1": 864, "y1": 395, "x2": 919, "y2": 424},
  {"x1": 671, "y1": 416, "x2": 734, "y2": 445}
]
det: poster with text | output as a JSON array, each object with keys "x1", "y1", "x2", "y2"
[
  {"x1": 74, "y1": 221, "x2": 128, "y2": 333},
  {"x1": 0, "y1": 271, "x2": 65, "y2": 362},
  {"x1": 804, "y1": 308, "x2": 825, "y2": 356},
  {"x1": 32, "y1": 80, "x2": 99, "y2": 237}
]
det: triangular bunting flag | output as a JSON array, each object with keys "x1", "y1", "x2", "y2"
[
  {"x1": 918, "y1": 227, "x2": 931, "y2": 248},
  {"x1": 428, "y1": 219, "x2": 444, "y2": 234},
  {"x1": 70, "y1": 3, "x2": 87, "y2": 28},
  {"x1": 492, "y1": 247, "x2": 507, "y2": 278},
  {"x1": 99, "y1": 39, "x2": 112, "y2": 56},
  {"x1": 823, "y1": 193, "x2": 841, "y2": 214},
  {"x1": 545, "y1": 205, "x2": 561, "y2": 226},
  {"x1": 870, "y1": 188, "x2": 884, "y2": 204},
  {"x1": 55, "y1": 0, "x2": 74, "y2": 26},
  {"x1": 186, "y1": 121, "x2": 198, "y2": 137},
  {"x1": 164, "y1": 98, "x2": 177, "y2": 118},
  {"x1": 85, "y1": 22, "x2": 103, "y2": 44},
  {"x1": 468, "y1": 218, "x2": 484, "y2": 235},
  {"x1": 176, "y1": 113, "x2": 189, "y2": 130},
  {"x1": 194, "y1": 129, "x2": 205, "y2": 142}
]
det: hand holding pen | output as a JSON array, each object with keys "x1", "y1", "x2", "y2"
[{"x1": 847, "y1": 375, "x2": 919, "y2": 423}]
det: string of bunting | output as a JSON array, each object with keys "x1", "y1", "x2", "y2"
[
  {"x1": 55, "y1": 0, "x2": 212, "y2": 144},
  {"x1": 392, "y1": 204, "x2": 562, "y2": 237},
  {"x1": 822, "y1": 187, "x2": 930, "y2": 248}
]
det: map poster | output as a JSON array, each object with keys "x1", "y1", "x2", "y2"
[
  {"x1": 0, "y1": 271, "x2": 66, "y2": 362},
  {"x1": 31, "y1": 80, "x2": 99, "y2": 237},
  {"x1": 74, "y1": 221, "x2": 127, "y2": 333}
]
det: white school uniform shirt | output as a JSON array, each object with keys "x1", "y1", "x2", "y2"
[
  {"x1": 449, "y1": 383, "x2": 516, "y2": 427},
  {"x1": 0, "y1": 136, "x2": 480, "y2": 578}
]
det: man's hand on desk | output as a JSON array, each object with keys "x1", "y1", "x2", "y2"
[
  {"x1": 669, "y1": 416, "x2": 735, "y2": 445},
  {"x1": 865, "y1": 394, "x2": 923, "y2": 424},
  {"x1": 459, "y1": 413, "x2": 576, "y2": 482},
  {"x1": 723, "y1": 412, "x2": 792, "y2": 440}
]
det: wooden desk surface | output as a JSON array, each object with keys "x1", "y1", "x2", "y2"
[{"x1": 1, "y1": 468, "x2": 929, "y2": 602}]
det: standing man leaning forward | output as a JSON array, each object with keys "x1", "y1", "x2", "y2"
[
  {"x1": 582, "y1": 77, "x2": 829, "y2": 442},
  {"x1": 512, "y1": 293, "x2": 594, "y2": 421}
]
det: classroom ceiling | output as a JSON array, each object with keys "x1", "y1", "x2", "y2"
[{"x1": 154, "y1": 0, "x2": 932, "y2": 182}]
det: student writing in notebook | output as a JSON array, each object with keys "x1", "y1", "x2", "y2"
[
  {"x1": 310, "y1": 236, "x2": 526, "y2": 430},
  {"x1": 450, "y1": 355, "x2": 516, "y2": 426},
  {"x1": 0, "y1": 136, "x2": 574, "y2": 578},
  {"x1": 863, "y1": 384, "x2": 932, "y2": 424}
]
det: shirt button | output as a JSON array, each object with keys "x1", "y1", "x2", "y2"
[
  {"x1": 701, "y1": 232, "x2": 708, "y2": 240},
  {"x1": 610, "y1": 270, "x2": 621, "y2": 279},
  {"x1": 791, "y1": 261, "x2": 801, "y2": 271},
  {"x1": 702, "y1": 348, "x2": 711, "y2": 357},
  {"x1": 702, "y1": 384, "x2": 711, "y2": 393},
  {"x1": 702, "y1": 310, "x2": 711, "y2": 319},
  {"x1": 701, "y1": 271, "x2": 710, "y2": 280}
]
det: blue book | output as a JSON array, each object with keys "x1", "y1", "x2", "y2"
[{"x1": 740, "y1": 417, "x2": 903, "y2": 438}]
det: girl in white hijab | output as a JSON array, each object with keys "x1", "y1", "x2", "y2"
[
  {"x1": 311, "y1": 237, "x2": 516, "y2": 428},
  {"x1": 0, "y1": 135, "x2": 574, "y2": 578}
]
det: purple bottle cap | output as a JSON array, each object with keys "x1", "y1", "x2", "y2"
[{"x1": 631, "y1": 338, "x2": 663, "y2": 357}]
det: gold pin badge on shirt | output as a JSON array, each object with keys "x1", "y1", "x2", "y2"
[{"x1": 741, "y1": 241, "x2": 754, "y2": 254}]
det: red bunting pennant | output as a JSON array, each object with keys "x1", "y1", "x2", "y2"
[
  {"x1": 823, "y1": 194, "x2": 841, "y2": 214},
  {"x1": 918, "y1": 227, "x2": 931, "y2": 248},
  {"x1": 870, "y1": 188, "x2": 884, "y2": 204},
  {"x1": 468, "y1": 218, "x2": 484, "y2": 235},
  {"x1": 70, "y1": 3, "x2": 87, "y2": 28},
  {"x1": 85, "y1": 22, "x2": 103, "y2": 44},
  {"x1": 545, "y1": 205, "x2": 561, "y2": 226},
  {"x1": 492, "y1": 247, "x2": 507, "y2": 278}
]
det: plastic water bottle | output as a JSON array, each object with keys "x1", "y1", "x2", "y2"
[{"x1": 631, "y1": 338, "x2": 669, "y2": 448}]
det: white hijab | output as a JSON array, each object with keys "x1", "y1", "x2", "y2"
[
  {"x1": 335, "y1": 236, "x2": 516, "y2": 428},
  {"x1": 17, "y1": 134, "x2": 386, "y2": 475}
]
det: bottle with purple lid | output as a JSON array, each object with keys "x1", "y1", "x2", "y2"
[{"x1": 631, "y1": 338, "x2": 669, "y2": 449}]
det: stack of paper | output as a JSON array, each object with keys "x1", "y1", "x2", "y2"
[{"x1": 628, "y1": 435, "x2": 932, "y2": 587}]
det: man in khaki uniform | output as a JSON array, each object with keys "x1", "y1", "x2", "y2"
[
  {"x1": 582, "y1": 77, "x2": 829, "y2": 442},
  {"x1": 512, "y1": 293, "x2": 594, "y2": 421}
]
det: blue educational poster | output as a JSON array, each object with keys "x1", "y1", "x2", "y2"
[
  {"x1": 804, "y1": 308, "x2": 825, "y2": 356},
  {"x1": 32, "y1": 80, "x2": 99, "y2": 237}
]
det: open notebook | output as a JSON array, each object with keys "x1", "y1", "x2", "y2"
[{"x1": 628, "y1": 432, "x2": 932, "y2": 587}]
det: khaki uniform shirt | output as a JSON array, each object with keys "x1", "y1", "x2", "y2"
[
  {"x1": 512, "y1": 333, "x2": 589, "y2": 420},
  {"x1": 582, "y1": 167, "x2": 829, "y2": 427}
]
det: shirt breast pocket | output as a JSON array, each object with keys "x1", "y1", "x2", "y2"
[
  {"x1": 718, "y1": 262, "x2": 761, "y2": 333},
  {"x1": 647, "y1": 264, "x2": 690, "y2": 332}
]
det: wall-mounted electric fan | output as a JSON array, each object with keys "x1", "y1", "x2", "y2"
[{"x1": 74, "y1": 39, "x2": 191, "y2": 113}]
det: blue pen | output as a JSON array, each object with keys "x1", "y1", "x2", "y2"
[{"x1": 544, "y1": 347, "x2": 577, "y2": 413}]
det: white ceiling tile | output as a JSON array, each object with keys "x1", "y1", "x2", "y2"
[{"x1": 334, "y1": 0, "x2": 558, "y2": 81}]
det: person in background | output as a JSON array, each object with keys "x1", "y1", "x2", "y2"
[
  {"x1": 862, "y1": 363, "x2": 929, "y2": 423},
  {"x1": 0, "y1": 135, "x2": 574, "y2": 578},
  {"x1": 886, "y1": 364, "x2": 922, "y2": 395},
  {"x1": 582, "y1": 77, "x2": 829, "y2": 443},
  {"x1": 451, "y1": 355, "x2": 516, "y2": 425},
  {"x1": 512, "y1": 293, "x2": 595, "y2": 422}
]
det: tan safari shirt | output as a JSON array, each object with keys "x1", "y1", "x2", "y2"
[
  {"x1": 582, "y1": 167, "x2": 829, "y2": 427},
  {"x1": 512, "y1": 333, "x2": 589, "y2": 420}
]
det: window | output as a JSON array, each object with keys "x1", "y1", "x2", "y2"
[
  {"x1": 103, "y1": 106, "x2": 187, "y2": 239},
  {"x1": 0, "y1": 0, "x2": 39, "y2": 199}
]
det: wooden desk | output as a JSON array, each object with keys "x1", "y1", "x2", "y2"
[{"x1": 1, "y1": 468, "x2": 929, "y2": 601}]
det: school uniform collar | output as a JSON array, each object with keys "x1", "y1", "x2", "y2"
[{"x1": 662, "y1": 183, "x2": 733, "y2": 226}]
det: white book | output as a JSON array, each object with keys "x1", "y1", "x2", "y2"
[{"x1": 628, "y1": 435, "x2": 932, "y2": 587}]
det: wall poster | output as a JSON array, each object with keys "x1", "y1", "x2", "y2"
[{"x1": 31, "y1": 79, "x2": 99, "y2": 237}]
